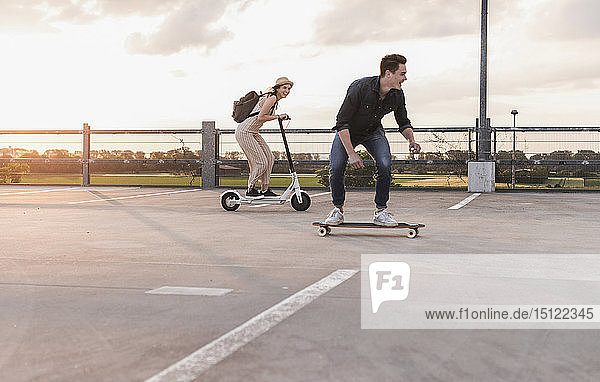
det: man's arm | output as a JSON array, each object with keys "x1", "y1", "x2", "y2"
[
  {"x1": 334, "y1": 80, "x2": 365, "y2": 168},
  {"x1": 334, "y1": 80, "x2": 361, "y2": 132},
  {"x1": 393, "y1": 91, "x2": 411, "y2": 129},
  {"x1": 394, "y1": 92, "x2": 421, "y2": 154},
  {"x1": 401, "y1": 128, "x2": 421, "y2": 154},
  {"x1": 339, "y1": 129, "x2": 365, "y2": 169}
]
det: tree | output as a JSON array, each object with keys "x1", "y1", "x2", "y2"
[
  {"x1": 223, "y1": 151, "x2": 244, "y2": 160},
  {"x1": 0, "y1": 163, "x2": 30, "y2": 183},
  {"x1": 43, "y1": 149, "x2": 71, "y2": 158}
]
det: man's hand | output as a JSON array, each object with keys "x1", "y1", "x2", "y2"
[
  {"x1": 348, "y1": 151, "x2": 365, "y2": 169},
  {"x1": 338, "y1": 129, "x2": 364, "y2": 169},
  {"x1": 409, "y1": 141, "x2": 421, "y2": 154},
  {"x1": 278, "y1": 113, "x2": 290, "y2": 120},
  {"x1": 401, "y1": 128, "x2": 421, "y2": 155}
]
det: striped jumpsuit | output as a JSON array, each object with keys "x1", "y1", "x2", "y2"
[{"x1": 235, "y1": 97, "x2": 276, "y2": 190}]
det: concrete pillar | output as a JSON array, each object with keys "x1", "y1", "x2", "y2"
[
  {"x1": 82, "y1": 123, "x2": 90, "y2": 187},
  {"x1": 468, "y1": 161, "x2": 495, "y2": 192},
  {"x1": 201, "y1": 121, "x2": 217, "y2": 189}
]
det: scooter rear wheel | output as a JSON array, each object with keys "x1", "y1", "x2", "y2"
[
  {"x1": 221, "y1": 191, "x2": 241, "y2": 211},
  {"x1": 291, "y1": 191, "x2": 311, "y2": 211}
]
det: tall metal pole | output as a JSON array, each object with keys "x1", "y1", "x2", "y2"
[{"x1": 478, "y1": 0, "x2": 490, "y2": 161}]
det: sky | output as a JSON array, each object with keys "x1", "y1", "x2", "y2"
[{"x1": 1, "y1": 0, "x2": 599, "y2": 134}]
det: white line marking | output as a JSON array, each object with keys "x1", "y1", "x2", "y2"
[
  {"x1": 81, "y1": 187, "x2": 141, "y2": 192},
  {"x1": 69, "y1": 189, "x2": 202, "y2": 204},
  {"x1": 0, "y1": 187, "x2": 79, "y2": 196},
  {"x1": 146, "y1": 286, "x2": 233, "y2": 296},
  {"x1": 0, "y1": 187, "x2": 141, "y2": 193},
  {"x1": 448, "y1": 193, "x2": 481, "y2": 210},
  {"x1": 144, "y1": 269, "x2": 358, "y2": 382},
  {"x1": 311, "y1": 191, "x2": 331, "y2": 197},
  {"x1": 0, "y1": 257, "x2": 337, "y2": 271}
]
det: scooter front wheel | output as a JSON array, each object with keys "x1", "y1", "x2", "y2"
[
  {"x1": 221, "y1": 191, "x2": 241, "y2": 211},
  {"x1": 291, "y1": 191, "x2": 311, "y2": 211}
]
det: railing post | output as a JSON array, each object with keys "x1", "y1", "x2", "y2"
[
  {"x1": 512, "y1": 129, "x2": 516, "y2": 189},
  {"x1": 468, "y1": 126, "x2": 473, "y2": 160},
  {"x1": 82, "y1": 123, "x2": 90, "y2": 187},
  {"x1": 475, "y1": 118, "x2": 479, "y2": 158},
  {"x1": 492, "y1": 119, "x2": 496, "y2": 160},
  {"x1": 201, "y1": 121, "x2": 217, "y2": 188}
]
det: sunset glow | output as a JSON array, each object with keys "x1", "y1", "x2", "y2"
[{"x1": 0, "y1": 0, "x2": 598, "y2": 133}]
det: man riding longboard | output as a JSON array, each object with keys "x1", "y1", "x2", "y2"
[{"x1": 323, "y1": 54, "x2": 422, "y2": 226}]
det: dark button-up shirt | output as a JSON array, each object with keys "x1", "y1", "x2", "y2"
[{"x1": 333, "y1": 76, "x2": 412, "y2": 145}]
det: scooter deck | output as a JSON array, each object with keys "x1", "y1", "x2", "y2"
[{"x1": 312, "y1": 221, "x2": 425, "y2": 238}]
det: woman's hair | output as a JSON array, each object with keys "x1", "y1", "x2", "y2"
[
  {"x1": 380, "y1": 54, "x2": 407, "y2": 76},
  {"x1": 264, "y1": 86, "x2": 278, "y2": 96},
  {"x1": 272, "y1": 83, "x2": 289, "y2": 93}
]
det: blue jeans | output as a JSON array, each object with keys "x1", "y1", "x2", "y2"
[{"x1": 329, "y1": 128, "x2": 392, "y2": 209}]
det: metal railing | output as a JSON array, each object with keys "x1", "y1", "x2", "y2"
[
  {"x1": 0, "y1": 122, "x2": 208, "y2": 186},
  {"x1": 1, "y1": 121, "x2": 600, "y2": 189}
]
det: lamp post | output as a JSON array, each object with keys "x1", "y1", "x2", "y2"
[
  {"x1": 511, "y1": 109, "x2": 518, "y2": 189},
  {"x1": 468, "y1": 0, "x2": 495, "y2": 192},
  {"x1": 478, "y1": 0, "x2": 489, "y2": 161}
]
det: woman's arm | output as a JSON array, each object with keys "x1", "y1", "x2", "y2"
[{"x1": 257, "y1": 95, "x2": 285, "y2": 123}]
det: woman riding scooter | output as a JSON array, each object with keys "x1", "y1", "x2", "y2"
[{"x1": 235, "y1": 77, "x2": 293, "y2": 198}]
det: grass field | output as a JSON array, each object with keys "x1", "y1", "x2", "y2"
[
  {"x1": 17, "y1": 173, "x2": 202, "y2": 186},
  {"x1": 8, "y1": 173, "x2": 600, "y2": 189}
]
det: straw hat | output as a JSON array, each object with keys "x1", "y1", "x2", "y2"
[
  {"x1": 266, "y1": 76, "x2": 294, "y2": 93},
  {"x1": 274, "y1": 76, "x2": 293, "y2": 88}
]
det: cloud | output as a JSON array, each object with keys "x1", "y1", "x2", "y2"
[
  {"x1": 95, "y1": 0, "x2": 184, "y2": 17},
  {"x1": 124, "y1": 0, "x2": 232, "y2": 55},
  {"x1": 1, "y1": 0, "x2": 240, "y2": 54},
  {"x1": 0, "y1": 1, "x2": 56, "y2": 32},
  {"x1": 312, "y1": 0, "x2": 481, "y2": 46},
  {"x1": 310, "y1": 0, "x2": 531, "y2": 46},
  {"x1": 530, "y1": 0, "x2": 600, "y2": 40},
  {"x1": 494, "y1": 49, "x2": 600, "y2": 94},
  {"x1": 0, "y1": 0, "x2": 183, "y2": 31},
  {"x1": 170, "y1": 69, "x2": 189, "y2": 78},
  {"x1": 486, "y1": 0, "x2": 600, "y2": 94}
]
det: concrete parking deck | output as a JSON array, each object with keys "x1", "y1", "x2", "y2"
[{"x1": 1, "y1": 186, "x2": 599, "y2": 381}]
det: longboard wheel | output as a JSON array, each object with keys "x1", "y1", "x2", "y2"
[
  {"x1": 317, "y1": 227, "x2": 328, "y2": 237},
  {"x1": 407, "y1": 228, "x2": 417, "y2": 239}
]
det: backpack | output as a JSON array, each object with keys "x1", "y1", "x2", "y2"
[{"x1": 232, "y1": 91, "x2": 275, "y2": 123}]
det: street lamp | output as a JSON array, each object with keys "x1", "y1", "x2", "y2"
[{"x1": 511, "y1": 109, "x2": 518, "y2": 189}]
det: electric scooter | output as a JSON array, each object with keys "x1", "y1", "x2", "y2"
[{"x1": 220, "y1": 117, "x2": 311, "y2": 211}]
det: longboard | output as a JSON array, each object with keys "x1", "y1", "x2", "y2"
[{"x1": 312, "y1": 221, "x2": 425, "y2": 238}]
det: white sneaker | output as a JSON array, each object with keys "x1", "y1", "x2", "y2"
[
  {"x1": 324, "y1": 207, "x2": 344, "y2": 225},
  {"x1": 373, "y1": 209, "x2": 398, "y2": 226}
]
